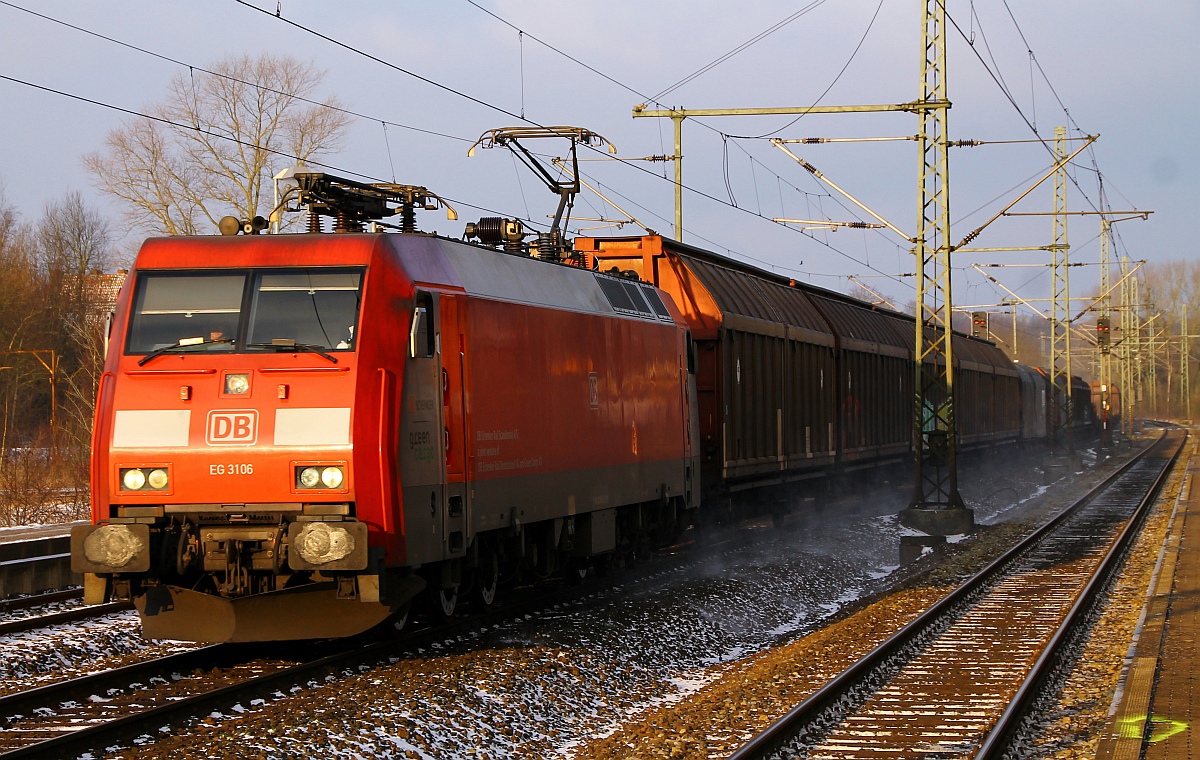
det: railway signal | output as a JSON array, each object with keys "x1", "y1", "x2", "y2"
[
  {"x1": 1097, "y1": 315, "x2": 1111, "y2": 353},
  {"x1": 971, "y1": 312, "x2": 989, "y2": 340}
]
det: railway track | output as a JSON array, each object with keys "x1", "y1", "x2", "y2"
[
  {"x1": 0, "y1": 588, "x2": 81, "y2": 614},
  {"x1": 0, "y1": 599, "x2": 131, "y2": 637},
  {"x1": 729, "y1": 431, "x2": 1184, "y2": 760},
  {"x1": 0, "y1": 522, "x2": 746, "y2": 759},
  {"x1": 0, "y1": 445, "x2": 1136, "y2": 758}
]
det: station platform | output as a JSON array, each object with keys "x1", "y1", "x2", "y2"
[
  {"x1": 1098, "y1": 440, "x2": 1200, "y2": 759},
  {"x1": 0, "y1": 520, "x2": 82, "y2": 545}
]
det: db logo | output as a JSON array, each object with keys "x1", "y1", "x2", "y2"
[{"x1": 206, "y1": 410, "x2": 258, "y2": 446}]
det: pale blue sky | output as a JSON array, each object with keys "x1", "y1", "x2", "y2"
[{"x1": 0, "y1": 0, "x2": 1194, "y2": 309}]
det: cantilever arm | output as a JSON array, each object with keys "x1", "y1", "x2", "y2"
[{"x1": 771, "y1": 140, "x2": 914, "y2": 243}]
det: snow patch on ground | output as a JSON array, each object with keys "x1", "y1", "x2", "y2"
[
  {"x1": 173, "y1": 517, "x2": 911, "y2": 759},
  {"x1": 979, "y1": 484, "x2": 1051, "y2": 525},
  {"x1": 0, "y1": 610, "x2": 194, "y2": 696},
  {"x1": 868, "y1": 564, "x2": 900, "y2": 579}
]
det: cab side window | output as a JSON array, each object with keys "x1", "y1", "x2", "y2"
[{"x1": 410, "y1": 292, "x2": 435, "y2": 359}]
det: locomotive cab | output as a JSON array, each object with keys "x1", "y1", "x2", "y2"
[{"x1": 71, "y1": 236, "x2": 418, "y2": 642}]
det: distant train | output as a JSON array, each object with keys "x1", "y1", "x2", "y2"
[{"x1": 72, "y1": 173, "x2": 1100, "y2": 642}]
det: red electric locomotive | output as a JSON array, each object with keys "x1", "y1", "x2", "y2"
[{"x1": 72, "y1": 175, "x2": 698, "y2": 642}]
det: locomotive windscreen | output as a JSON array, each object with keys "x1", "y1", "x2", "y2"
[
  {"x1": 246, "y1": 271, "x2": 363, "y2": 351},
  {"x1": 126, "y1": 268, "x2": 364, "y2": 354}
]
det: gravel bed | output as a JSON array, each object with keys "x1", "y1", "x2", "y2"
[
  {"x1": 567, "y1": 445, "x2": 1153, "y2": 759},
  {"x1": 0, "y1": 592, "x2": 85, "y2": 624},
  {"x1": 0, "y1": 610, "x2": 197, "y2": 696},
  {"x1": 106, "y1": 523, "x2": 904, "y2": 760}
]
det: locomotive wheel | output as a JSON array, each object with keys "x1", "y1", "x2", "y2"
[
  {"x1": 566, "y1": 559, "x2": 592, "y2": 586},
  {"x1": 388, "y1": 605, "x2": 410, "y2": 634},
  {"x1": 428, "y1": 586, "x2": 458, "y2": 620},
  {"x1": 368, "y1": 604, "x2": 411, "y2": 641},
  {"x1": 474, "y1": 547, "x2": 499, "y2": 609}
]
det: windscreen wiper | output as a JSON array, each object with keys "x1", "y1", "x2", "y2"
[
  {"x1": 247, "y1": 338, "x2": 338, "y2": 364},
  {"x1": 137, "y1": 337, "x2": 233, "y2": 366}
]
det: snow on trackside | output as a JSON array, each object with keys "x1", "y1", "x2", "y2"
[
  {"x1": 979, "y1": 484, "x2": 1051, "y2": 525},
  {"x1": 0, "y1": 610, "x2": 195, "y2": 696},
  {"x1": 143, "y1": 513, "x2": 910, "y2": 759}
]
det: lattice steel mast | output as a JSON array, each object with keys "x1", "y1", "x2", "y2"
[
  {"x1": 1098, "y1": 218, "x2": 1114, "y2": 447},
  {"x1": 910, "y1": 0, "x2": 963, "y2": 510},
  {"x1": 1183, "y1": 306, "x2": 1191, "y2": 421},
  {"x1": 1048, "y1": 126, "x2": 1074, "y2": 456}
]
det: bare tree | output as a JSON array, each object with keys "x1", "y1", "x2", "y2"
[
  {"x1": 0, "y1": 188, "x2": 119, "y2": 523},
  {"x1": 37, "y1": 192, "x2": 115, "y2": 450},
  {"x1": 39, "y1": 190, "x2": 112, "y2": 290},
  {"x1": 85, "y1": 54, "x2": 351, "y2": 235}
]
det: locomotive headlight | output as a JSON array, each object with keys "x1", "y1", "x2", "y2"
[
  {"x1": 296, "y1": 464, "x2": 346, "y2": 490},
  {"x1": 224, "y1": 373, "x2": 250, "y2": 395},
  {"x1": 146, "y1": 468, "x2": 169, "y2": 490},
  {"x1": 121, "y1": 468, "x2": 147, "y2": 491},
  {"x1": 320, "y1": 466, "x2": 344, "y2": 489},
  {"x1": 298, "y1": 467, "x2": 321, "y2": 488}
]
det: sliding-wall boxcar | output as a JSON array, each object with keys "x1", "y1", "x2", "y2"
[
  {"x1": 1016, "y1": 364, "x2": 1049, "y2": 441},
  {"x1": 574, "y1": 234, "x2": 1023, "y2": 504}
]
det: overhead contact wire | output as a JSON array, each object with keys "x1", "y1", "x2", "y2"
[
  {"x1": 937, "y1": 0, "x2": 1115, "y2": 220},
  {"x1": 463, "y1": 0, "x2": 659, "y2": 106},
  {"x1": 5, "y1": 0, "x2": 911, "y2": 285},
  {"x1": 462, "y1": 0, "x2": 907, "y2": 276},
  {"x1": 0, "y1": 73, "x2": 558, "y2": 236},
  {"x1": 231, "y1": 0, "x2": 911, "y2": 285},
  {"x1": 722, "y1": 0, "x2": 886, "y2": 140},
  {"x1": 0, "y1": 0, "x2": 474, "y2": 144},
  {"x1": 649, "y1": 0, "x2": 830, "y2": 103}
]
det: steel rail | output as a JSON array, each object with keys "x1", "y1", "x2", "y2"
[
  {"x1": 975, "y1": 433, "x2": 1186, "y2": 758},
  {"x1": 0, "y1": 526, "x2": 747, "y2": 758},
  {"x1": 0, "y1": 588, "x2": 81, "y2": 613},
  {"x1": 0, "y1": 646, "x2": 334, "y2": 759},
  {"x1": 0, "y1": 594, "x2": 594, "y2": 757},
  {"x1": 728, "y1": 434, "x2": 1172, "y2": 760},
  {"x1": 0, "y1": 542, "x2": 76, "y2": 601},
  {"x1": 0, "y1": 644, "x2": 230, "y2": 725},
  {"x1": 0, "y1": 600, "x2": 131, "y2": 636},
  {"x1": 0, "y1": 552, "x2": 68, "y2": 569}
]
